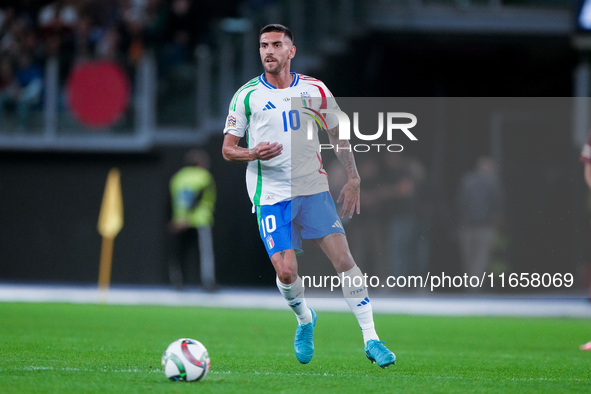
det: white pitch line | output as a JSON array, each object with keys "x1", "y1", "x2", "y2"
[{"x1": 2, "y1": 367, "x2": 588, "y2": 383}]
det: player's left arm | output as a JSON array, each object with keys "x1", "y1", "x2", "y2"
[{"x1": 326, "y1": 124, "x2": 360, "y2": 218}]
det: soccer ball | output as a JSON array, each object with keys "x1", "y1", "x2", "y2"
[{"x1": 161, "y1": 338, "x2": 210, "y2": 381}]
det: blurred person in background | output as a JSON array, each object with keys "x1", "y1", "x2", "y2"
[
  {"x1": 0, "y1": 56, "x2": 18, "y2": 128},
  {"x1": 12, "y1": 0, "x2": 40, "y2": 27},
  {"x1": 0, "y1": 7, "x2": 13, "y2": 48},
  {"x1": 95, "y1": 25, "x2": 120, "y2": 60},
  {"x1": 13, "y1": 52, "x2": 42, "y2": 130},
  {"x1": 120, "y1": 0, "x2": 147, "y2": 69},
  {"x1": 87, "y1": 0, "x2": 120, "y2": 29},
  {"x1": 1, "y1": 11, "x2": 29, "y2": 59},
  {"x1": 578, "y1": 131, "x2": 591, "y2": 350},
  {"x1": 38, "y1": 0, "x2": 78, "y2": 30},
  {"x1": 382, "y1": 154, "x2": 430, "y2": 279},
  {"x1": 162, "y1": 0, "x2": 197, "y2": 65},
  {"x1": 168, "y1": 149, "x2": 216, "y2": 290},
  {"x1": 456, "y1": 156, "x2": 503, "y2": 280},
  {"x1": 72, "y1": 13, "x2": 95, "y2": 60},
  {"x1": 22, "y1": 26, "x2": 44, "y2": 64},
  {"x1": 83, "y1": 0, "x2": 121, "y2": 61},
  {"x1": 153, "y1": 0, "x2": 207, "y2": 103},
  {"x1": 0, "y1": 52, "x2": 42, "y2": 130},
  {"x1": 37, "y1": 0, "x2": 78, "y2": 76},
  {"x1": 38, "y1": 0, "x2": 77, "y2": 53},
  {"x1": 346, "y1": 155, "x2": 389, "y2": 279}
]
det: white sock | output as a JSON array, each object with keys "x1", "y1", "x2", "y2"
[
  {"x1": 276, "y1": 276, "x2": 312, "y2": 325},
  {"x1": 341, "y1": 265, "x2": 379, "y2": 344}
]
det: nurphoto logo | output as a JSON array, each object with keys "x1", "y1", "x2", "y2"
[{"x1": 304, "y1": 109, "x2": 418, "y2": 153}]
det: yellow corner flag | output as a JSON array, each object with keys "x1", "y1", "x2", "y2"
[
  {"x1": 97, "y1": 168, "x2": 123, "y2": 302},
  {"x1": 98, "y1": 168, "x2": 124, "y2": 238}
]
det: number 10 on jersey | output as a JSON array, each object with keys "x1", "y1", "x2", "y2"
[{"x1": 282, "y1": 110, "x2": 300, "y2": 132}]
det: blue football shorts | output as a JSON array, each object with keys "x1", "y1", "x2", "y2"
[{"x1": 255, "y1": 191, "x2": 346, "y2": 258}]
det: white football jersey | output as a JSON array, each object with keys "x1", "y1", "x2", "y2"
[{"x1": 223, "y1": 71, "x2": 340, "y2": 206}]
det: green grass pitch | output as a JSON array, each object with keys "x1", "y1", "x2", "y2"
[{"x1": 1, "y1": 302, "x2": 591, "y2": 393}]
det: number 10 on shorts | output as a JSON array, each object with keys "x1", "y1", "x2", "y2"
[{"x1": 261, "y1": 215, "x2": 277, "y2": 237}]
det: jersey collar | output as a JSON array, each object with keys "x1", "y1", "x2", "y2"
[{"x1": 259, "y1": 71, "x2": 299, "y2": 89}]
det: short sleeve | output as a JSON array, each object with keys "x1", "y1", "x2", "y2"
[
  {"x1": 223, "y1": 90, "x2": 249, "y2": 138},
  {"x1": 321, "y1": 85, "x2": 340, "y2": 130}
]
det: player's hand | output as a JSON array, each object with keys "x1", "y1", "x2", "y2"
[
  {"x1": 253, "y1": 142, "x2": 283, "y2": 160},
  {"x1": 337, "y1": 177, "x2": 361, "y2": 219}
]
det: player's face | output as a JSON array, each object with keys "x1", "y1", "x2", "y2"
[{"x1": 259, "y1": 32, "x2": 295, "y2": 75}]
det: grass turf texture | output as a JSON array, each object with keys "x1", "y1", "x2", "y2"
[{"x1": 1, "y1": 303, "x2": 591, "y2": 393}]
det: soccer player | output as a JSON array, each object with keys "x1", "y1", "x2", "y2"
[{"x1": 221, "y1": 24, "x2": 396, "y2": 367}]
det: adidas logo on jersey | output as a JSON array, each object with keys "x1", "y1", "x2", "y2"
[
  {"x1": 332, "y1": 220, "x2": 343, "y2": 229},
  {"x1": 262, "y1": 101, "x2": 276, "y2": 111}
]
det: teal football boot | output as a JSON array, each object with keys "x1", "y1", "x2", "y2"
[
  {"x1": 294, "y1": 308, "x2": 317, "y2": 364},
  {"x1": 365, "y1": 339, "x2": 396, "y2": 368}
]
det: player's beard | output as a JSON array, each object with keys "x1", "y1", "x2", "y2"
[{"x1": 263, "y1": 57, "x2": 287, "y2": 75}]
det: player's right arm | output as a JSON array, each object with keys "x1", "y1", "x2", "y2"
[{"x1": 222, "y1": 134, "x2": 283, "y2": 162}]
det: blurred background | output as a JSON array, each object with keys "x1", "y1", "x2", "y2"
[{"x1": 0, "y1": 0, "x2": 589, "y2": 292}]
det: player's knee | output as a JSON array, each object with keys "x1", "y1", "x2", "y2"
[
  {"x1": 272, "y1": 253, "x2": 296, "y2": 284},
  {"x1": 276, "y1": 268, "x2": 295, "y2": 284},
  {"x1": 333, "y1": 251, "x2": 355, "y2": 272}
]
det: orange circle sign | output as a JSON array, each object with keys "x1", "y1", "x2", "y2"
[{"x1": 66, "y1": 61, "x2": 131, "y2": 128}]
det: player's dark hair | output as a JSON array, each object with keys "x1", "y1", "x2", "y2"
[{"x1": 259, "y1": 24, "x2": 294, "y2": 43}]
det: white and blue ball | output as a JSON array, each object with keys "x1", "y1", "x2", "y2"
[{"x1": 161, "y1": 338, "x2": 210, "y2": 382}]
